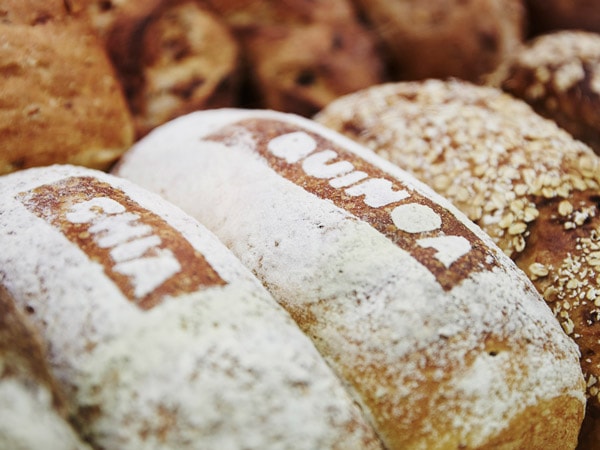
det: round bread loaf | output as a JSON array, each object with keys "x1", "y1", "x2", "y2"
[
  {"x1": 314, "y1": 78, "x2": 600, "y2": 447},
  {"x1": 0, "y1": 164, "x2": 381, "y2": 450},
  {"x1": 114, "y1": 108, "x2": 586, "y2": 450},
  {"x1": 200, "y1": 0, "x2": 387, "y2": 116},
  {"x1": 487, "y1": 30, "x2": 600, "y2": 155},
  {"x1": 0, "y1": 17, "x2": 134, "y2": 175},
  {"x1": 525, "y1": 0, "x2": 600, "y2": 35},
  {"x1": 105, "y1": 0, "x2": 241, "y2": 137},
  {"x1": 349, "y1": 0, "x2": 525, "y2": 82},
  {"x1": 0, "y1": 286, "x2": 91, "y2": 450}
]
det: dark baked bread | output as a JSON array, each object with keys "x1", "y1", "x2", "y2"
[
  {"x1": 488, "y1": 30, "x2": 600, "y2": 155},
  {"x1": 525, "y1": 0, "x2": 600, "y2": 35},
  {"x1": 349, "y1": 0, "x2": 525, "y2": 82},
  {"x1": 0, "y1": 286, "x2": 90, "y2": 449},
  {"x1": 315, "y1": 78, "x2": 600, "y2": 447}
]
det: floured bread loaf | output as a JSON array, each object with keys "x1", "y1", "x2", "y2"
[
  {"x1": 0, "y1": 286, "x2": 91, "y2": 450},
  {"x1": 0, "y1": 165, "x2": 381, "y2": 450},
  {"x1": 488, "y1": 30, "x2": 600, "y2": 155},
  {"x1": 114, "y1": 108, "x2": 586, "y2": 450},
  {"x1": 0, "y1": 15, "x2": 134, "y2": 175},
  {"x1": 349, "y1": 0, "x2": 525, "y2": 82},
  {"x1": 314, "y1": 78, "x2": 600, "y2": 448}
]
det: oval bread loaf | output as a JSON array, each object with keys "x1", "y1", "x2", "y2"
[
  {"x1": 114, "y1": 108, "x2": 586, "y2": 450},
  {"x1": 0, "y1": 164, "x2": 382, "y2": 450},
  {"x1": 314, "y1": 78, "x2": 600, "y2": 448},
  {"x1": 0, "y1": 285, "x2": 91, "y2": 450}
]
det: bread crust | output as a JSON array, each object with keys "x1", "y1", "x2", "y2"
[
  {"x1": 0, "y1": 164, "x2": 382, "y2": 450},
  {"x1": 315, "y1": 78, "x2": 600, "y2": 448},
  {"x1": 114, "y1": 108, "x2": 586, "y2": 450},
  {"x1": 488, "y1": 30, "x2": 600, "y2": 155}
]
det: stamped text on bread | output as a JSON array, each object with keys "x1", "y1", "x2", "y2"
[
  {"x1": 17, "y1": 176, "x2": 225, "y2": 309},
  {"x1": 207, "y1": 119, "x2": 495, "y2": 290}
]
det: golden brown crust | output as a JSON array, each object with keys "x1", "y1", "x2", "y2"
[
  {"x1": 106, "y1": 0, "x2": 241, "y2": 137},
  {"x1": 240, "y1": 22, "x2": 386, "y2": 116},
  {"x1": 488, "y1": 30, "x2": 600, "y2": 155},
  {"x1": 0, "y1": 0, "x2": 69, "y2": 25},
  {"x1": 0, "y1": 19, "x2": 134, "y2": 175},
  {"x1": 351, "y1": 0, "x2": 525, "y2": 82}
]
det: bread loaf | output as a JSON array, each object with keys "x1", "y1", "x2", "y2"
[
  {"x1": 348, "y1": 0, "x2": 525, "y2": 82},
  {"x1": 487, "y1": 30, "x2": 600, "y2": 155},
  {"x1": 200, "y1": 0, "x2": 386, "y2": 116},
  {"x1": 0, "y1": 14, "x2": 134, "y2": 175},
  {"x1": 0, "y1": 164, "x2": 382, "y2": 450},
  {"x1": 114, "y1": 108, "x2": 586, "y2": 450},
  {"x1": 314, "y1": 78, "x2": 600, "y2": 447},
  {"x1": 0, "y1": 286, "x2": 91, "y2": 450}
]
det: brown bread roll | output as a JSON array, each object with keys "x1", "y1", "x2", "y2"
[
  {"x1": 525, "y1": 0, "x2": 600, "y2": 35},
  {"x1": 0, "y1": 17, "x2": 134, "y2": 175},
  {"x1": 314, "y1": 78, "x2": 600, "y2": 447},
  {"x1": 0, "y1": 164, "x2": 381, "y2": 450},
  {"x1": 68, "y1": 0, "x2": 241, "y2": 138},
  {"x1": 488, "y1": 30, "x2": 600, "y2": 155},
  {"x1": 349, "y1": 0, "x2": 525, "y2": 82},
  {"x1": 201, "y1": 0, "x2": 387, "y2": 116},
  {"x1": 114, "y1": 108, "x2": 585, "y2": 450}
]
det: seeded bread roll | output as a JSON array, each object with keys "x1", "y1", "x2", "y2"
[
  {"x1": 0, "y1": 164, "x2": 381, "y2": 450},
  {"x1": 114, "y1": 108, "x2": 585, "y2": 450},
  {"x1": 314, "y1": 78, "x2": 600, "y2": 447},
  {"x1": 0, "y1": 286, "x2": 91, "y2": 450},
  {"x1": 0, "y1": 17, "x2": 134, "y2": 175},
  {"x1": 525, "y1": 0, "x2": 600, "y2": 35},
  {"x1": 488, "y1": 30, "x2": 600, "y2": 155},
  {"x1": 349, "y1": 0, "x2": 525, "y2": 82}
]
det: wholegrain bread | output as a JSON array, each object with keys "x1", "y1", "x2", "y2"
[
  {"x1": 315, "y1": 78, "x2": 600, "y2": 447},
  {"x1": 0, "y1": 164, "x2": 382, "y2": 450},
  {"x1": 114, "y1": 108, "x2": 586, "y2": 450},
  {"x1": 488, "y1": 30, "x2": 600, "y2": 155}
]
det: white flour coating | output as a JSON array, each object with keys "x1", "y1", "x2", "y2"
[
  {"x1": 115, "y1": 109, "x2": 585, "y2": 448},
  {"x1": 0, "y1": 379, "x2": 90, "y2": 450},
  {"x1": 0, "y1": 165, "x2": 381, "y2": 450}
]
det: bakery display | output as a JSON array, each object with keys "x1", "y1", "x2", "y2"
[
  {"x1": 348, "y1": 0, "x2": 525, "y2": 82},
  {"x1": 0, "y1": 286, "x2": 91, "y2": 450},
  {"x1": 0, "y1": 13, "x2": 134, "y2": 175},
  {"x1": 114, "y1": 108, "x2": 586, "y2": 450},
  {"x1": 488, "y1": 30, "x2": 600, "y2": 155},
  {"x1": 0, "y1": 164, "x2": 381, "y2": 449},
  {"x1": 314, "y1": 78, "x2": 600, "y2": 448}
]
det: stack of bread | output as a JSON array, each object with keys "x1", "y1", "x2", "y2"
[{"x1": 2, "y1": 0, "x2": 600, "y2": 448}]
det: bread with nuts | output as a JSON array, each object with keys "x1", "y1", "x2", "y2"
[
  {"x1": 114, "y1": 108, "x2": 586, "y2": 450},
  {"x1": 315, "y1": 78, "x2": 600, "y2": 447}
]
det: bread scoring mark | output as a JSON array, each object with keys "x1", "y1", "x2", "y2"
[
  {"x1": 17, "y1": 176, "x2": 226, "y2": 309},
  {"x1": 206, "y1": 119, "x2": 496, "y2": 290}
]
